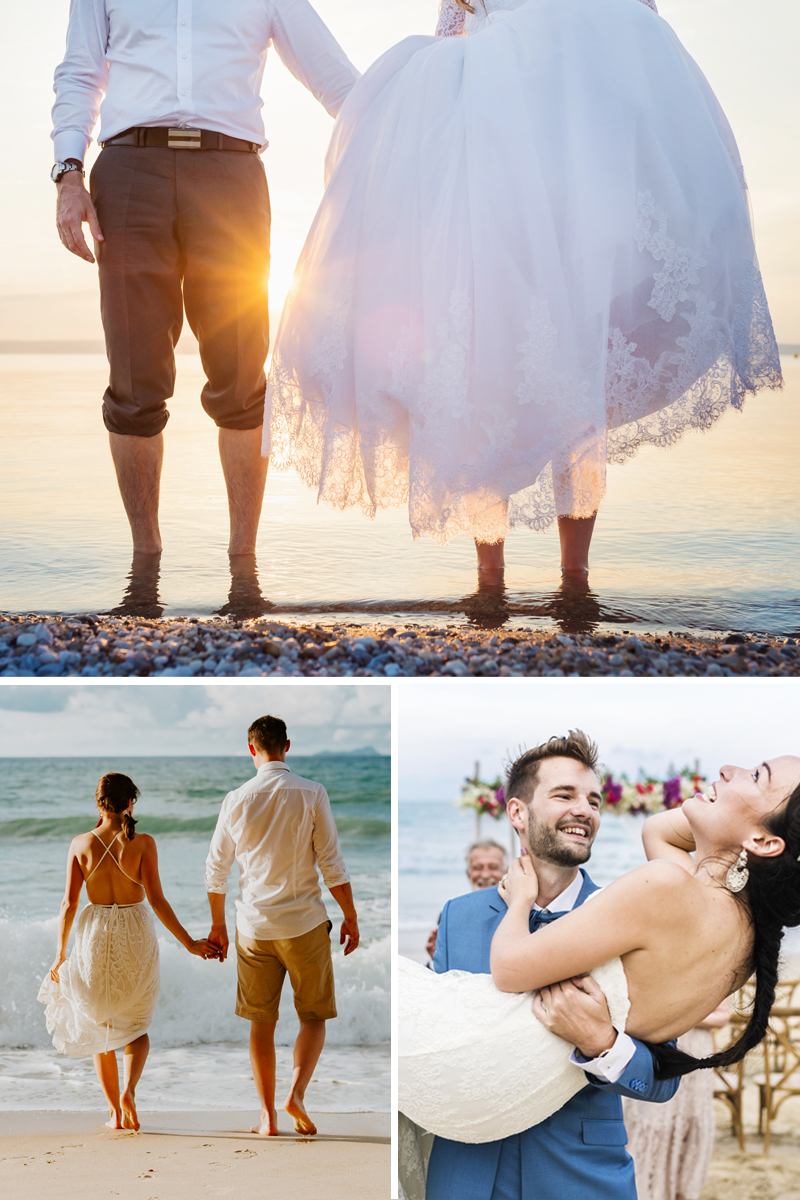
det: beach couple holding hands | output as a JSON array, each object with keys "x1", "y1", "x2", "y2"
[
  {"x1": 398, "y1": 731, "x2": 800, "y2": 1200},
  {"x1": 52, "y1": 0, "x2": 780, "y2": 579},
  {"x1": 39, "y1": 714, "x2": 359, "y2": 1137}
]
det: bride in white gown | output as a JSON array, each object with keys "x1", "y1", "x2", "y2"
[
  {"x1": 265, "y1": 0, "x2": 782, "y2": 574},
  {"x1": 399, "y1": 756, "x2": 800, "y2": 1193}
]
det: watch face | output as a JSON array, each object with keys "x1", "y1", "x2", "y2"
[{"x1": 51, "y1": 163, "x2": 67, "y2": 182}]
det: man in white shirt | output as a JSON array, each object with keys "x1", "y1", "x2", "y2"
[
  {"x1": 205, "y1": 713, "x2": 359, "y2": 1137},
  {"x1": 51, "y1": 0, "x2": 359, "y2": 561}
]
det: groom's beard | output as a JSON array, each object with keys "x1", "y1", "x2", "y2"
[{"x1": 525, "y1": 815, "x2": 595, "y2": 867}]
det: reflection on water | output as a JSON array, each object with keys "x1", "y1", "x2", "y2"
[{"x1": 1, "y1": 354, "x2": 799, "y2": 635}]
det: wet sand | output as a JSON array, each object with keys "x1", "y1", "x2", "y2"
[{"x1": 0, "y1": 1110, "x2": 390, "y2": 1200}]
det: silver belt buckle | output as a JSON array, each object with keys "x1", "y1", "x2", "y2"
[{"x1": 168, "y1": 128, "x2": 202, "y2": 150}]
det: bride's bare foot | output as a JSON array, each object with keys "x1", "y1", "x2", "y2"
[
  {"x1": 475, "y1": 538, "x2": 505, "y2": 573},
  {"x1": 104, "y1": 1110, "x2": 124, "y2": 1130},
  {"x1": 251, "y1": 1107, "x2": 280, "y2": 1136},
  {"x1": 285, "y1": 1094, "x2": 317, "y2": 1136},
  {"x1": 121, "y1": 1091, "x2": 140, "y2": 1131}
]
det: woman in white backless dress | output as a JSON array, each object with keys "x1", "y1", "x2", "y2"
[
  {"x1": 264, "y1": 0, "x2": 781, "y2": 574},
  {"x1": 38, "y1": 773, "x2": 217, "y2": 1130},
  {"x1": 398, "y1": 758, "x2": 800, "y2": 1196}
]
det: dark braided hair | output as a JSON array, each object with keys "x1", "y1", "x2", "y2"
[
  {"x1": 645, "y1": 780, "x2": 800, "y2": 1079},
  {"x1": 95, "y1": 773, "x2": 140, "y2": 840}
]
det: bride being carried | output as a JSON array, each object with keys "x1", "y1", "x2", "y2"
[{"x1": 398, "y1": 731, "x2": 800, "y2": 1199}]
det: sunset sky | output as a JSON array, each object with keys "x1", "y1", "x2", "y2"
[{"x1": 2, "y1": 0, "x2": 798, "y2": 339}]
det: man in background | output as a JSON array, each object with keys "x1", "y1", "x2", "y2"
[
  {"x1": 205, "y1": 713, "x2": 359, "y2": 1136},
  {"x1": 426, "y1": 840, "x2": 508, "y2": 960}
]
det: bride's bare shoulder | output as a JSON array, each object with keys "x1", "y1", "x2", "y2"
[{"x1": 600, "y1": 858, "x2": 701, "y2": 913}]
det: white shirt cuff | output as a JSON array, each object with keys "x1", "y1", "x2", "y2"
[
  {"x1": 53, "y1": 131, "x2": 91, "y2": 164},
  {"x1": 569, "y1": 1030, "x2": 637, "y2": 1084}
]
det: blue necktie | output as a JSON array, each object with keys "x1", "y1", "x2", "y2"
[{"x1": 529, "y1": 908, "x2": 561, "y2": 932}]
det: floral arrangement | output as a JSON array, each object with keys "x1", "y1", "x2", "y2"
[
  {"x1": 600, "y1": 768, "x2": 707, "y2": 816},
  {"x1": 457, "y1": 766, "x2": 707, "y2": 819},
  {"x1": 456, "y1": 775, "x2": 507, "y2": 820}
]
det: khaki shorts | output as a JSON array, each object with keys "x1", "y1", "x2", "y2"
[{"x1": 235, "y1": 920, "x2": 337, "y2": 1023}]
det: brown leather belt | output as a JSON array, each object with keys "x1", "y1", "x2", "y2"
[{"x1": 101, "y1": 126, "x2": 259, "y2": 153}]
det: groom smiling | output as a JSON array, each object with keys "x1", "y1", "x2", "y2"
[{"x1": 428, "y1": 731, "x2": 677, "y2": 1200}]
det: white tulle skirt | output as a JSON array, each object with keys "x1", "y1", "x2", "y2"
[
  {"x1": 38, "y1": 902, "x2": 160, "y2": 1056},
  {"x1": 398, "y1": 955, "x2": 630, "y2": 1142},
  {"x1": 265, "y1": 0, "x2": 781, "y2": 545}
]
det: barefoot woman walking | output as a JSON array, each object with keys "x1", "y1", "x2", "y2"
[{"x1": 39, "y1": 773, "x2": 217, "y2": 1130}]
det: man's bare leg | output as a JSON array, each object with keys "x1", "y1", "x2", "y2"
[
  {"x1": 218, "y1": 427, "x2": 269, "y2": 556},
  {"x1": 109, "y1": 432, "x2": 164, "y2": 554},
  {"x1": 285, "y1": 1019, "x2": 326, "y2": 1136},
  {"x1": 92, "y1": 1050, "x2": 123, "y2": 1129},
  {"x1": 121, "y1": 1033, "x2": 149, "y2": 1131},
  {"x1": 249, "y1": 1019, "x2": 280, "y2": 1136},
  {"x1": 557, "y1": 513, "x2": 598, "y2": 574}
]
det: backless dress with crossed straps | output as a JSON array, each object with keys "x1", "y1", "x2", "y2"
[{"x1": 38, "y1": 831, "x2": 160, "y2": 1056}]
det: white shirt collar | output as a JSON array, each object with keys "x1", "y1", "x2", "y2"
[
  {"x1": 256, "y1": 761, "x2": 290, "y2": 773},
  {"x1": 533, "y1": 871, "x2": 584, "y2": 915}
]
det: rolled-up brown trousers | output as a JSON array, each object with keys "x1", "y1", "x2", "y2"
[{"x1": 90, "y1": 145, "x2": 271, "y2": 436}]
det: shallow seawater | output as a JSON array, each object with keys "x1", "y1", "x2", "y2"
[{"x1": 1, "y1": 354, "x2": 798, "y2": 635}]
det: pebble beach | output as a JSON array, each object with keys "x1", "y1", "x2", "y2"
[{"x1": 2, "y1": 614, "x2": 799, "y2": 678}]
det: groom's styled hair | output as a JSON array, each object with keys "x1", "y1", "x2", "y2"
[
  {"x1": 506, "y1": 730, "x2": 599, "y2": 804},
  {"x1": 248, "y1": 715, "x2": 288, "y2": 755}
]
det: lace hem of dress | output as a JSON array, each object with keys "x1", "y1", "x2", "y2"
[{"x1": 266, "y1": 194, "x2": 782, "y2": 547}]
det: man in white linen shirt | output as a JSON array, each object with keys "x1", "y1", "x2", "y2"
[
  {"x1": 205, "y1": 713, "x2": 359, "y2": 1137},
  {"x1": 51, "y1": 0, "x2": 359, "y2": 563}
]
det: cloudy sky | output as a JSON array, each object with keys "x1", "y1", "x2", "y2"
[
  {"x1": 399, "y1": 678, "x2": 800, "y2": 798},
  {"x1": 0, "y1": 683, "x2": 390, "y2": 757},
  {"x1": 2, "y1": 0, "x2": 798, "y2": 340}
]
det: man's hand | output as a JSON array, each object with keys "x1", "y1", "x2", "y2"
[
  {"x1": 532, "y1": 975, "x2": 617, "y2": 1059},
  {"x1": 208, "y1": 923, "x2": 229, "y2": 962},
  {"x1": 426, "y1": 925, "x2": 438, "y2": 960},
  {"x1": 56, "y1": 172, "x2": 103, "y2": 263},
  {"x1": 340, "y1": 915, "x2": 359, "y2": 956}
]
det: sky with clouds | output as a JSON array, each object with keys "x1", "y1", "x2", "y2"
[
  {"x1": 399, "y1": 678, "x2": 800, "y2": 798},
  {"x1": 0, "y1": 683, "x2": 390, "y2": 757}
]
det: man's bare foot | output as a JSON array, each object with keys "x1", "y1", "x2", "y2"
[
  {"x1": 121, "y1": 1091, "x2": 140, "y2": 1131},
  {"x1": 285, "y1": 1096, "x2": 317, "y2": 1136},
  {"x1": 104, "y1": 1111, "x2": 123, "y2": 1129},
  {"x1": 251, "y1": 1107, "x2": 280, "y2": 1136}
]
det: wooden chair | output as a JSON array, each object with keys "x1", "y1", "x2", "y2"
[
  {"x1": 712, "y1": 1009, "x2": 750, "y2": 1152},
  {"x1": 752, "y1": 980, "x2": 800, "y2": 1154}
]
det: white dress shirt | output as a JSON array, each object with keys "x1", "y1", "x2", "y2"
[
  {"x1": 204, "y1": 760, "x2": 350, "y2": 941},
  {"x1": 534, "y1": 873, "x2": 637, "y2": 1084},
  {"x1": 52, "y1": 0, "x2": 360, "y2": 163}
]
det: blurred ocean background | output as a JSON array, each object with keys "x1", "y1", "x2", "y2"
[{"x1": 0, "y1": 753, "x2": 389, "y2": 1112}]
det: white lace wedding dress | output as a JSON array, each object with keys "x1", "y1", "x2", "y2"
[
  {"x1": 398, "y1": 954, "x2": 631, "y2": 1199},
  {"x1": 38, "y1": 902, "x2": 160, "y2": 1055},
  {"x1": 264, "y1": 0, "x2": 781, "y2": 545}
]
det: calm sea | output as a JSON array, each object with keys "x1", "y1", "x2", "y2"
[
  {"x1": 0, "y1": 354, "x2": 798, "y2": 637},
  {"x1": 0, "y1": 754, "x2": 389, "y2": 1112}
]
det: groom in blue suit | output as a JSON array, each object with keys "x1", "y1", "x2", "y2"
[{"x1": 427, "y1": 730, "x2": 678, "y2": 1200}]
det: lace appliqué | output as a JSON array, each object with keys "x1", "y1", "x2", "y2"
[
  {"x1": 435, "y1": 0, "x2": 466, "y2": 37},
  {"x1": 635, "y1": 191, "x2": 707, "y2": 322}
]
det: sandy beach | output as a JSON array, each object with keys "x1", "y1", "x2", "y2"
[
  {"x1": 700, "y1": 1092, "x2": 800, "y2": 1200},
  {"x1": 0, "y1": 1110, "x2": 390, "y2": 1200}
]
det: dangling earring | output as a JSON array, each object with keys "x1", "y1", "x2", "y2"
[{"x1": 726, "y1": 848, "x2": 749, "y2": 893}]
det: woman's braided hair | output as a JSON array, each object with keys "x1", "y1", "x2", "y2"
[
  {"x1": 95, "y1": 773, "x2": 140, "y2": 840},
  {"x1": 646, "y1": 780, "x2": 800, "y2": 1079}
]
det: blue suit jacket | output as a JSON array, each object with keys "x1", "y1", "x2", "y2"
[{"x1": 426, "y1": 871, "x2": 678, "y2": 1200}]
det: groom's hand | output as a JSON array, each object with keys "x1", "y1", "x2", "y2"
[
  {"x1": 340, "y1": 915, "x2": 360, "y2": 956},
  {"x1": 208, "y1": 923, "x2": 229, "y2": 962},
  {"x1": 532, "y1": 976, "x2": 617, "y2": 1059}
]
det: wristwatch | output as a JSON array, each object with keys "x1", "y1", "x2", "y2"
[{"x1": 51, "y1": 160, "x2": 85, "y2": 183}]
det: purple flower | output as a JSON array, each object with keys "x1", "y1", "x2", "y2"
[
  {"x1": 495, "y1": 785, "x2": 506, "y2": 807},
  {"x1": 663, "y1": 777, "x2": 682, "y2": 809}
]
